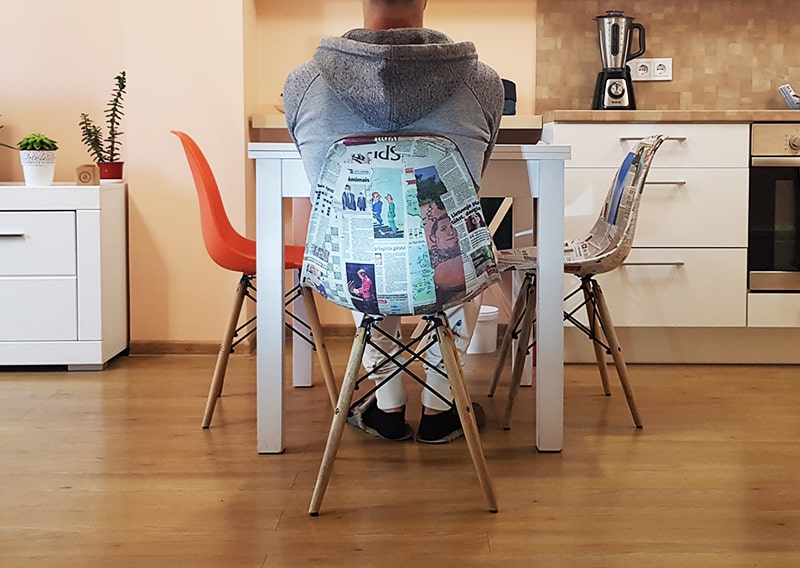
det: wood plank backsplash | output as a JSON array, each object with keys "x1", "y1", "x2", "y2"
[{"x1": 535, "y1": 0, "x2": 800, "y2": 112}]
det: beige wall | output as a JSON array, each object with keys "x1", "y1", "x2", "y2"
[{"x1": 1, "y1": 0, "x2": 249, "y2": 349}]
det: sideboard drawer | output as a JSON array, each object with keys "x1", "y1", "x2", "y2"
[
  {"x1": 543, "y1": 123, "x2": 749, "y2": 168},
  {"x1": 0, "y1": 277, "x2": 78, "y2": 340},
  {"x1": 565, "y1": 247, "x2": 748, "y2": 327},
  {"x1": 563, "y1": 168, "x2": 748, "y2": 248},
  {"x1": 0, "y1": 212, "x2": 76, "y2": 276}
]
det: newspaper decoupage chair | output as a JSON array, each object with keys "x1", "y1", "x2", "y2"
[
  {"x1": 487, "y1": 134, "x2": 666, "y2": 430},
  {"x1": 301, "y1": 134, "x2": 501, "y2": 516},
  {"x1": 171, "y1": 131, "x2": 337, "y2": 429}
]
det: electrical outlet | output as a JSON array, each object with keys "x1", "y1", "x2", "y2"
[
  {"x1": 652, "y1": 57, "x2": 673, "y2": 80},
  {"x1": 631, "y1": 57, "x2": 673, "y2": 81},
  {"x1": 632, "y1": 59, "x2": 653, "y2": 81}
]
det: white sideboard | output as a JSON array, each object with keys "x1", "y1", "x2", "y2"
[
  {"x1": 0, "y1": 183, "x2": 128, "y2": 369},
  {"x1": 541, "y1": 122, "x2": 750, "y2": 329}
]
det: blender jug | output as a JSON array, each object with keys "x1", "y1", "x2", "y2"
[{"x1": 595, "y1": 10, "x2": 646, "y2": 69}]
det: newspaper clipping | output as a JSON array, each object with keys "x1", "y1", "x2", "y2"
[{"x1": 301, "y1": 135, "x2": 500, "y2": 315}]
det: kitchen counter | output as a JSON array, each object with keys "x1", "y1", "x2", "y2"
[
  {"x1": 542, "y1": 110, "x2": 800, "y2": 123},
  {"x1": 250, "y1": 113, "x2": 544, "y2": 144}
]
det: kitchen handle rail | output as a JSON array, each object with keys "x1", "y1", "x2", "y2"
[
  {"x1": 622, "y1": 261, "x2": 686, "y2": 267},
  {"x1": 644, "y1": 180, "x2": 687, "y2": 186},
  {"x1": 619, "y1": 135, "x2": 687, "y2": 142},
  {"x1": 0, "y1": 232, "x2": 25, "y2": 238}
]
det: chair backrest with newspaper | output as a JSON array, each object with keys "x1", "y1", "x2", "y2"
[
  {"x1": 564, "y1": 133, "x2": 666, "y2": 277},
  {"x1": 300, "y1": 134, "x2": 500, "y2": 315}
]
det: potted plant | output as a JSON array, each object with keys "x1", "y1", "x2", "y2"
[
  {"x1": 79, "y1": 70, "x2": 126, "y2": 180},
  {"x1": 18, "y1": 133, "x2": 58, "y2": 186}
]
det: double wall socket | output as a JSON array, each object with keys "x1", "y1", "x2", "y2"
[{"x1": 631, "y1": 57, "x2": 673, "y2": 81}]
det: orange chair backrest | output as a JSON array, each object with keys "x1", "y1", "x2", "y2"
[{"x1": 171, "y1": 130, "x2": 256, "y2": 274}]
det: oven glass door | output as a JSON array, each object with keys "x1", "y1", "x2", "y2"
[{"x1": 749, "y1": 166, "x2": 800, "y2": 290}]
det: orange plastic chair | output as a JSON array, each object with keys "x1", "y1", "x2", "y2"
[{"x1": 171, "y1": 131, "x2": 337, "y2": 428}]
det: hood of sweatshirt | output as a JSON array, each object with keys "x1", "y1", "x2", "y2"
[{"x1": 313, "y1": 28, "x2": 479, "y2": 131}]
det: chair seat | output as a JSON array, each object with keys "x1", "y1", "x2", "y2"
[
  {"x1": 495, "y1": 242, "x2": 606, "y2": 276},
  {"x1": 285, "y1": 245, "x2": 305, "y2": 270}
]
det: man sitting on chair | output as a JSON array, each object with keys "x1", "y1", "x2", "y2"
[{"x1": 283, "y1": 0, "x2": 503, "y2": 443}]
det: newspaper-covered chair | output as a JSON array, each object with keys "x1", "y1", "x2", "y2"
[
  {"x1": 300, "y1": 134, "x2": 501, "y2": 516},
  {"x1": 487, "y1": 134, "x2": 666, "y2": 430}
]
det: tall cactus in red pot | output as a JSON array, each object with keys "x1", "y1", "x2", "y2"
[{"x1": 79, "y1": 70, "x2": 126, "y2": 180}]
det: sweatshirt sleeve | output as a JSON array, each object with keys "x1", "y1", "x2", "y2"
[
  {"x1": 282, "y1": 61, "x2": 320, "y2": 145},
  {"x1": 470, "y1": 62, "x2": 505, "y2": 175}
]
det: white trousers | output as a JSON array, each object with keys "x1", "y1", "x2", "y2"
[{"x1": 353, "y1": 297, "x2": 480, "y2": 411}]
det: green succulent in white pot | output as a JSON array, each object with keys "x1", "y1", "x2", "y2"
[{"x1": 18, "y1": 133, "x2": 59, "y2": 187}]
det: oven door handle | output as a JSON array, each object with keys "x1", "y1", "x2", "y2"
[{"x1": 751, "y1": 157, "x2": 800, "y2": 167}]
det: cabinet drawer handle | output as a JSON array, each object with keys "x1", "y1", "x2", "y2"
[
  {"x1": 622, "y1": 261, "x2": 685, "y2": 267},
  {"x1": 0, "y1": 232, "x2": 25, "y2": 238},
  {"x1": 619, "y1": 136, "x2": 687, "y2": 142},
  {"x1": 644, "y1": 180, "x2": 686, "y2": 186}
]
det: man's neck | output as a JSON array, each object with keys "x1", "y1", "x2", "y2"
[
  {"x1": 362, "y1": 2, "x2": 424, "y2": 30},
  {"x1": 364, "y1": 16, "x2": 423, "y2": 30}
]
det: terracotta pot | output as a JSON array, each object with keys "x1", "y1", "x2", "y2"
[{"x1": 98, "y1": 161, "x2": 124, "y2": 180}]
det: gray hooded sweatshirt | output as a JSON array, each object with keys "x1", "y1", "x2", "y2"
[{"x1": 283, "y1": 28, "x2": 504, "y2": 193}]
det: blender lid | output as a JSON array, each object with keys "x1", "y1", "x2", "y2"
[{"x1": 595, "y1": 10, "x2": 633, "y2": 19}]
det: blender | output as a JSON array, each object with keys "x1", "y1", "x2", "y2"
[{"x1": 592, "y1": 10, "x2": 646, "y2": 110}]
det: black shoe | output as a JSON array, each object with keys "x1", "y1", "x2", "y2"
[
  {"x1": 347, "y1": 397, "x2": 413, "y2": 441},
  {"x1": 416, "y1": 402, "x2": 486, "y2": 444}
]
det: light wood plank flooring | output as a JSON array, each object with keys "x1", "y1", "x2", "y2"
[{"x1": 1, "y1": 338, "x2": 799, "y2": 567}]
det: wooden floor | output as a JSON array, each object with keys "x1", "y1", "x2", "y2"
[{"x1": 2, "y1": 338, "x2": 799, "y2": 567}]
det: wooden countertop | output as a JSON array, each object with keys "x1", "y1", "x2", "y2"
[
  {"x1": 249, "y1": 113, "x2": 544, "y2": 144},
  {"x1": 542, "y1": 109, "x2": 800, "y2": 123}
]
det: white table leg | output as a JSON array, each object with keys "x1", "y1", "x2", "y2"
[
  {"x1": 530, "y1": 159, "x2": 564, "y2": 452},
  {"x1": 256, "y1": 158, "x2": 286, "y2": 453}
]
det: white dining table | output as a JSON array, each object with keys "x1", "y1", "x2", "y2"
[{"x1": 249, "y1": 141, "x2": 571, "y2": 454}]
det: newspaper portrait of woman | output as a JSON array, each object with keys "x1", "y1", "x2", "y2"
[{"x1": 416, "y1": 165, "x2": 466, "y2": 305}]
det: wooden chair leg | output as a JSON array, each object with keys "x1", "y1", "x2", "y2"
[
  {"x1": 486, "y1": 281, "x2": 515, "y2": 320},
  {"x1": 309, "y1": 323, "x2": 370, "y2": 516},
  {"x1": 581, "y1": 280, "x2": 612, "y2": 396},
  {"x1": 435, "y1": 317, "x2": 498, "y2": 513},
  {"x1": 589, "y1": 279, "x2": 643, "y2": 428},
  {"x1": 488, "y1": 273, "x2": 531, "y2": 397},
  {"x1": 202, "y1": 275, "x2": 248, "y2": 429},
  {"x1": 503, "y1": 282, "x2": 536, "y2": 430},
  {"x1": 300, "y1": 287, "x2": 338, "y2": 410}
]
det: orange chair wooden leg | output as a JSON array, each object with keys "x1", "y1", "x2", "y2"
[
  {"x1": 300, "y1": 287, "x2": 338, "y2": 409},
  {"x1": 202, "y1": 275, "x2": 248, "y2": 429}
]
